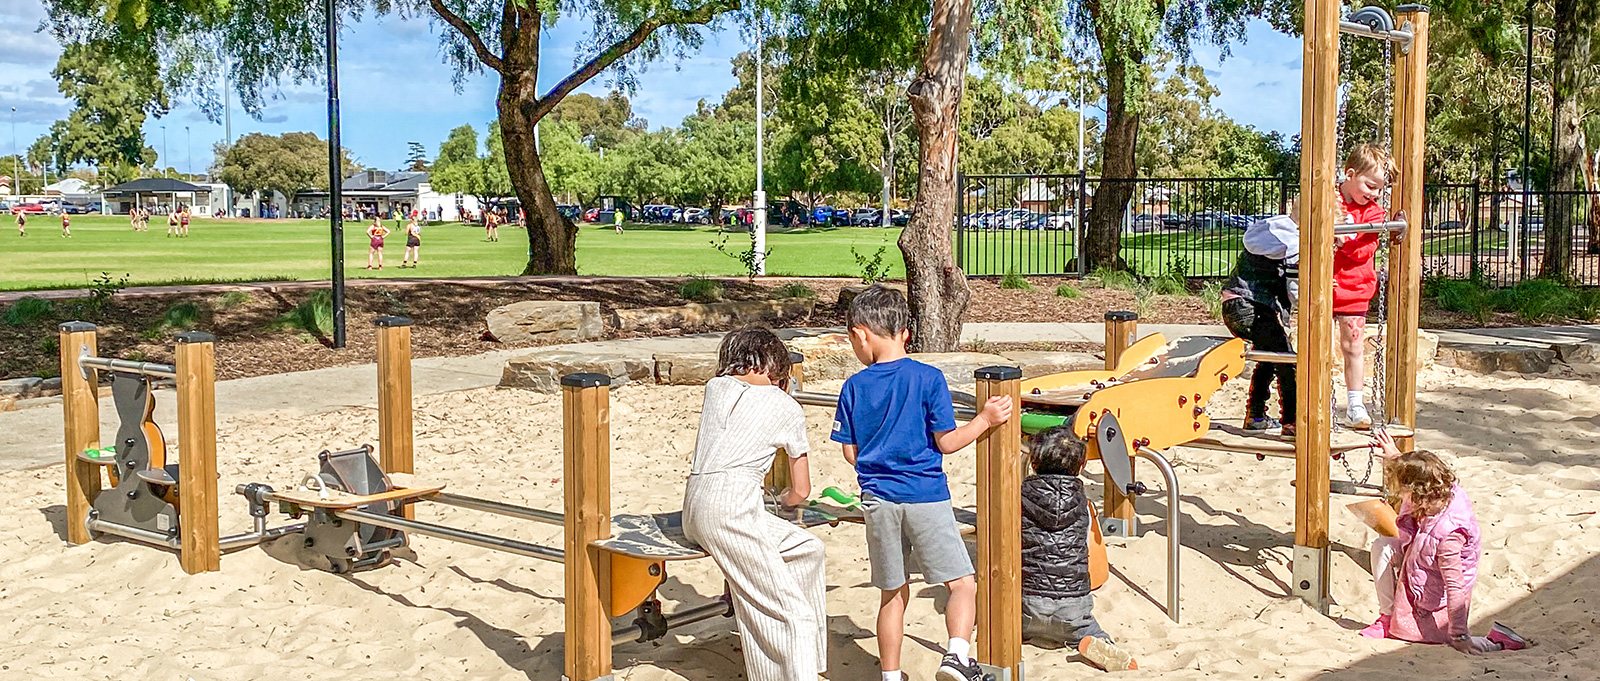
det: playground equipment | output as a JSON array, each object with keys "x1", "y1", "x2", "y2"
[
  {"x1": 236, "y1": 318, "x2": 1030, "y2": 681},
  {"x1": 1293, "y1": 1, "x2": 1430, "y2": 611},
  {"x1": 58, "y1": 322, "x2": 303, "y2": 575}
]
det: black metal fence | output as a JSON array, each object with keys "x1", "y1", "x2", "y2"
[{"x1": 955, "y1": 173, "x2": 1600, "y2": 285}]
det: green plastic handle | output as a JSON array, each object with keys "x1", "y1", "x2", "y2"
[
  {"x1": 1020, "y1": 412, "x2": 1070, "y2": 435},
  {"x1": 817, "y1": 486, "x2": 860, "y2": 509}
]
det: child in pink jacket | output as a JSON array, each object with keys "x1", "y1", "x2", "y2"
[{"x1": 1361, "y1": 432, "x2": 1528, "y2": 654}]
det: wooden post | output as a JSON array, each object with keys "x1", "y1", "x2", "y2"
[
  {"x1": 60, "y1": 322, "x2": 101, "y2": 546},
  {"x1": 173, "y1": 332, "x2": 221, "y2": 575},
  {"x1": 766, "y1": 352, "x2": 805, "y2": 492},
  {"x1": 974, "y1": 366, "x2": 1023, "y2": 680},
  {"x1": 1293, "y1": 0, "x2": 1340, "y2": 612},
  {"x1": 1386, "y1": 6, "x2": 1431, "y2": 450},
  {"x1": 1102, "y1": 311, "x2": 1138, "y2": 536},
  {"x1": 375, "y1": 316, "x2": 414, "y2": 475},
  {"x1": 563, "y1": 373, "x2": 612, "y2": 681}
]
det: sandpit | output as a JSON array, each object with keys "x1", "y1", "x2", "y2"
[{"x1": 2, "y1": 364, "x2": 1598, "y2": 680}]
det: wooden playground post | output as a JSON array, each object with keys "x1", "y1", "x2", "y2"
[
  {"x1": 60, "y1": 322, "x2": 101, "y2": 546},
  {"x1": 766, "y1": 352, "x2": 805, "y2": 492},
  {"x1": 974, "y1": 366, "x2": 1023, "y2": 680},
  {"x1": 1102, "y1": 311, "x2": 1138, "y2": 536},
  {"x1": 1294, "y1": 0, "x2": 1340, "y2": 612},
  {"x1": 563, "y1": 373, "x2": 613, "y2": 681},
  {"x1": 174, "y1": 332, "x2": 221, "y2": 575},
  {"x1": 375, "y1": 316, "x2": 415, "y2": 476},
  {"x1": 1386, "y1": 6, "x2": 1431, "y2": 450}
]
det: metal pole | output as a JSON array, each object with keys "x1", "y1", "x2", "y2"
[
  {"x1": 161, "y1": 125, "x2": 168, "y2": 178},
  {"x1": 1134, "y1": 447, "x2": 1181, "y2": 623},
  {"x1": 186, "y1": 126, "x2": 191, "y2": 179},
  {"x1": 10, "y1": 107, "x2": 16, "y2": 197},
  {"x1": 223, "y1": 51, "x2": 233, "y2": 215},
  {"x1": 326, "y1": 0, "x2": 347, "y2": 348},
  {"x1": 336, "y1": 507, "x2": 566, "y2": 562},
  {"x1": 752, "y1": 15, "x2": 767, "y2": 276},
  {"x1": 1077, "y1": 76, "x2": 1086, "y2": 173},
  {"x1": 1521, "y1": 0, "x2": 1534, "y2": 279}
]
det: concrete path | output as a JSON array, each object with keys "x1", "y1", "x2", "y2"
[{"x1": 3, "y1": 320, "x2": 1593, "y2": 473}]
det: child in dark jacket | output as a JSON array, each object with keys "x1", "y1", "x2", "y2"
[
  {"x1": 1220, "y1": 214, "x2": 1300, "y2": 436},
  {"x1": 1022, "y1": 426, "x2": 1136, "y2": 672}
]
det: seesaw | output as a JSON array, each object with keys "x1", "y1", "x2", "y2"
[{"x1": 59, "y1": 323, "x2": 304, "y2": 575}]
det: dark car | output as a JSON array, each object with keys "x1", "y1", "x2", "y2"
[
  {"x1": 557, "y1": 204, "x2": 583, "y2": 221},
  {"x1": 62, "y1": 202, "x2": 96, "y2": 214},
  {"x1": 891, "y1": 209, "x2": 910, "y2": 226},
  {"x1": 1160, "y1": 214, "x2": 1190, "y2": 229}
]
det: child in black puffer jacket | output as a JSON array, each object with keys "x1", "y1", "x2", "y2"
[{"x1": 1023, "y1": 426, "x2": 1137, "y2": 672}]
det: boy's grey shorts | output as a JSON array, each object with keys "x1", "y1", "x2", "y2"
[{"x1": 860, "y1": 491, "x2": 974, "y2": 590}]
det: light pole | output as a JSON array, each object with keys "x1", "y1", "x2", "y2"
[
  {"x1": 10, "y1": 107, "x2": 17, "y2": 197},
  {"x1": 326, "y1": 0, "x2": 347, "y2": 348},
  {"x1": 161, "y1": 125, "x2": 168, "y2": 178},
  {"x1": 752, "y1": 13, "x2": 767, "y2": 275},
  {"x1": 186, "y1": 125, "x2": 191, "y2": 179}
]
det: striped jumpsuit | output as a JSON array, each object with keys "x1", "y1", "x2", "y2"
[{"x1": 682, "y1": 376, "x2": 828, "y2": 681}]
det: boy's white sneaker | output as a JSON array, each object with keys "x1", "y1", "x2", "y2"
[{"x1": 1346, "y1": 404, "x2": 1372, "y2": 430}]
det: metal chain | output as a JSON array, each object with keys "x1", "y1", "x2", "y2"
[{"x1": 1340, "y1": 443, "x2": 1378, "y2": 487}]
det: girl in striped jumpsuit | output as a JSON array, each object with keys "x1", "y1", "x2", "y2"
[{"x1": 682, "y1": 329, "x2": 827, "y2": 681}]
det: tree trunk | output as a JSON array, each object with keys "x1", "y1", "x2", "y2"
[
  {"x1": 1541, "y1": 0, "x2": 1594, "y2": 279},
  {"x1": 900, "y1": 0, "x2": 975, "y2": 353},
  {"x1": 1085, "y1": 40, "x2": 1140, "y2": 271}
]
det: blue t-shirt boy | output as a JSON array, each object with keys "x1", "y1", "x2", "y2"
[{"x1": 831, "y1": 358, "x2": 957, "y2": 503}]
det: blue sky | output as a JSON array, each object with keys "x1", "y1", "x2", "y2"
[{"x1": 0, "y1": 0, "x2": 1304, "y2": 172}]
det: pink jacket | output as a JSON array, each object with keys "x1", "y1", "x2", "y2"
[{"x1": 1397, "y1": 485, "x2": 1481, "y2": 612}]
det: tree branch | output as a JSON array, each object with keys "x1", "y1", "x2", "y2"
[
  {"x1": 526, "y1": 0, "x2": 738, "y2": 122},
  {"x1": 430, "y1": 0, "x2": 503, "y2": 72}
]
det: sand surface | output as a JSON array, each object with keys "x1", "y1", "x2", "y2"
[{"x1": 2, "y1": 365, "x2": 1598, "y2": 680}]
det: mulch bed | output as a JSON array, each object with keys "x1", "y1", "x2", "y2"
[
  {"x1": 0, "y1": 276, "x2": 1220, "y2": 382},
  {"x1": 6, "y1": 271, "x2": 1583, "y2": 383}
]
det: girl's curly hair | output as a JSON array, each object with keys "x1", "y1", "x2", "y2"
[{"x1": 1386, "y1": 449, "x2": 1457, "y2": 518}]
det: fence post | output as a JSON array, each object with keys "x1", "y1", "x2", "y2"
[
  {"x1": 1077, "y1": 171, "x2": 1089, "y2": 277},
  {"x1": 1470, "y1": 181, "x2": 1482, "y2": 281},
  {"x1": 1490, "y1": 188, "x2": 1502, "y2": 286},
  {"x1": 955, "y1": 171, "x2": 965, "y2": 271},
  {"x1": 1279, "y1": 177, "x2": 1290, "y2": 215}
]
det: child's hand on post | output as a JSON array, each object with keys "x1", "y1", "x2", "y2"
[{"x1": 979, "y1": 395, "x2": 1014, "y2": 428}]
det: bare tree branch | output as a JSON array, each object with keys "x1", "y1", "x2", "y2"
[
  {"x1": 430, "y1": 0, "x2": 503, "y2": 72},
  {"x1": 526, "y1": 0, "x2": 738, "y2": 122}
]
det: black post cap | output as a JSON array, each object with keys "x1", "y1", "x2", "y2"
[
  {"x1": 59, "y1": 321, "x2": 97, "y2": 333},
  {"x1": 173, "y1": 331, "x2": 217, "y2": 344},
  {"x1": 974, "y1": 365, "x2": 1023, "y2": 381},
  {"x1": 374, "y1": 316, "x2": 414, "y2": 327},
  {"x1": 1105, "y1": 310, "x2": 1139, "y2": 322},
  {"x1": 560, "y1": 373, "x2": 612, "y2": 388},
  {"x1": 788, "y1": 351, "x2": 805, "y2": 365}
]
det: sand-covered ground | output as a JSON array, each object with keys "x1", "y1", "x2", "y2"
[{"x1": 2, "y1": 364, "x2": 1598, "y2": 680}]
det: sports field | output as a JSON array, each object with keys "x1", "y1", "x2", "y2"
[{"x1": 0, "y1": 215, "x2": 909, "y2": 290}]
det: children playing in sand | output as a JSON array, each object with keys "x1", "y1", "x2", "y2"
[
  {"x1": 832, "y1": 285, "x2": 1014, "y2": 681},
  {"x1": 1360, "y1": 431, "x2": 1528, "y2": 654},
  {"x1": 1221, "y1": 214, "x2": 1300, "y2": 436},
  {"x1": 1021, "y1": 426, "x2": 1137, "y2": 671},
  {"x1": 682, "y1": 329, "x2": 827, "y2": 681},
  {"x1": 1335, "y1": 144, "x2": 1397, "y2": 429}
]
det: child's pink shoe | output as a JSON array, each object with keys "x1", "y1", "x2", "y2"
[
  {"x1": 1486, "y1": 622, "x2": 1528, "y2": 651},
  {"x1": 1359, "y1": 614, "x2": 1391, "y2": 639}
]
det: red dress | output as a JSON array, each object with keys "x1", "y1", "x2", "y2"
[{"x1": 1332, "y1": 196, "x2": 1388, "y2": 315}]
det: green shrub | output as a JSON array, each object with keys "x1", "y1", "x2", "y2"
[
  {"x1": 161, "y1": 302, "x2": 203, "y2": 331},
  {"x1": 2, "y1": 297, "x2": 55, "y2": 327},
  {"x1": 218, "y1": 290, "x2": 253, "y2": 309},
  {"x1": 1150, "y1": 273, "x2": 1187, "y2": 296},
  {"x1": 1498, "y1": 279, "x2": 1577, "y2": 323},
  {"x1": 1055, "y1": 284, "x2": 1084, "y2": 299},
  {"x1": 999, "y1": 271, "x2": 1035, "y2": 291},
  {"x1": 679, "y1": 276, "x2": 724, "y2": 303},
  {"x1": 1575, "y1": 289, "x2": 1600, "y2": 322},
  {"x1": 774, "y1": 283, "x2": 817, "y2": 299},
  {"x1": 38, "y1": 336, "x2": 59, "y2": 355},
  {"x1": 1430, "y1": 278, "x2": 1498, "y2": 325},
  {"x1": 274, "y1": 289, "x2": 335, "y2": 336},
  {"x1": 1090, "y1": 267, "x2": 1138, "y2": 291},
  {"x1": 851, "y1": 245, "x2": 893, "y2": 284}
]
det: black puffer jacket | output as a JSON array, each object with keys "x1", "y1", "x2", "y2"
[{"x1": 1021, "y1": 474, "x2": 1091, "y2": 599}]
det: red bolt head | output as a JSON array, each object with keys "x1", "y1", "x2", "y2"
[
  {"x1": 1179, "y1": 395, "x2": 1188, "y2": 405},
  {"x1": 1193, "y1": 421, "x2": 1202, "y2": 430}
]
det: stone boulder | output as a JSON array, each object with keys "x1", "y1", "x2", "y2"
[
  {"x1": 655, "y1": 353, "x2": 720, "y2": 386},
  {"x1": 999, "y1": 351, "x2": 1101, "y2": 379},
  {"x1": 837, "y1": 282, "x2": 908, "y2": 309},
  {"x1": 910, "y1": 352, "x2": 1018, "y2": 385},
  {"x1": 0, "y1": 377, "x2": 43, "y2": 399},
  {"x1": 609, "y1": 298, "x2": 815, "y2": 333},
  {"x1": 787, "y1": 333, "x2": 862, "y2": 381},
  {"x1": 1435, "y1": 343, "x2": 1558, "y2": 374},
  {"x1": 500, "y1": 349, "x2": 654, "y2": 393},
  {"x1": 486, "y1": 301, "x2": 604, "y2": 344},
  {"x1": 1554, "y1": 342, "x2": 1600, "y2": 366}
]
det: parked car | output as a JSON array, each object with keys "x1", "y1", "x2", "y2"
[
  {"x1": 850, "y1": 207, "x2": 881, "y2": 226},
  {"x1": 680, "y1": 207, "x2": 708, "y2": 224},
  {"x1": 1160, "y1": 214, "x2": 1190, "y2": 229},
  {"x1": 10, "y1": 202, "x2": 47, "y2": 214},
  {"x1": 583, "y1": 207, "x2": 602, "y2": 222},
  {"x1": 62, "y1": 202, "x2": 96, "y2": 214},
  {"x1": 1430, "y1": 219, "x2": 1465, "y2": 232},
  {"x1": 1132, "y1": 214, "x2": 1162, "y2": 232},
  {"x1": 891, "y1": 209, "x2": 910, "y2": 226},
  {"x1": 557, "y1": 204, "x2": 583, "y2": 221},
  {"x1": 0, "y1": 201, "x2": 10, "y2": 213}
]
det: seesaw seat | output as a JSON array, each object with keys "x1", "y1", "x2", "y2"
[{"x1": 271, "y1": 484, "x2": 446, "y2": 510}]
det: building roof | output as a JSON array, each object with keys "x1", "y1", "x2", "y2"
[
  {"x1": 102, "y1": 178, "x2": 210, "y2": 194},
  {"x1": 340, "y1": 170, "x2": 429, "y2": 192}
]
